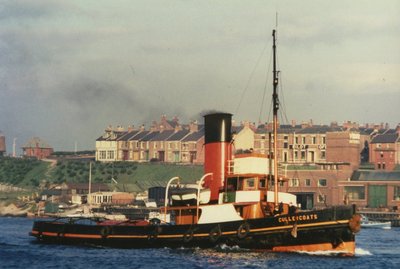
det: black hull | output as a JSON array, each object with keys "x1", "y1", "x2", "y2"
[{"x1": 30, "y1": 205, "x2": 360, "y2": 255}]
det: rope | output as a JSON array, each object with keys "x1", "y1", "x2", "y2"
[{"x1": 235, "y1": 35, "x2": 272, "y2": 116}]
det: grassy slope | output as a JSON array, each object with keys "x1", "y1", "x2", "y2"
[
  {"x1": 0, "y1": 157, "x2": 50, "y2": 188},
  {"x1": 0, "y1": 157, "x2": 204, "y2": 192},
  {"x1": 113, "y1": 163, "x2": 204, "y2": 192}
]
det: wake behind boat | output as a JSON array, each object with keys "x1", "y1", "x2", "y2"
[{"x1": 30, "y1": 29, "x2": 361, "y2": 256}]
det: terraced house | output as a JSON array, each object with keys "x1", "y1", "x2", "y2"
[{"x1": 96, "y1": 116, "x2": 204, "y2": 164}]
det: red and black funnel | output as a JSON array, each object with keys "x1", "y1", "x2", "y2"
[{"x1": 203, "y1": 113, "x2": 232, "y2": 202}]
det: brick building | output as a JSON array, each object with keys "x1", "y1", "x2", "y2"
[
  {"x1": 96, "y1": 116, "x2": 204, "y2": 164},
  {"x1": 0, "y1": 131, "x2": 5, "y2": 157},
  {"x1": 22, "y1": 137, "x2": 53, "y2": 159},
  {"x1": 370, "y1": 128, "x2": 400, "y2": 171},
  {"x1": 339, "y1": 171, "x2": 400, "y2": 209}
]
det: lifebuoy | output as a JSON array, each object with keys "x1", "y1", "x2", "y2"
[
  {"x1": 100, "y1": 226, "x2": 111, "y2": 238},
  {"x1": 237, "y1": 223, "x2": 250, "y2": 239},
  {"x1": 149, "y1": 218, "x2": 161, "y2": 226},
  {"x1": 147, "y1": 226, "x2": 160, "y2": 241},
  {"x1": 209, "y1": 225, "x2": 222, "y2": 243},
  {"x1": 57, "y1": 225, "x2": 66, "y2": 238},
  {"x1": 183, "y1": 229, "x2": 194, "y2": 243}
]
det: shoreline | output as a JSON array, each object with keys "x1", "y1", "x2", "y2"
[{"x1": 0, "y1": 202, "x2": 32, "y2": 218}]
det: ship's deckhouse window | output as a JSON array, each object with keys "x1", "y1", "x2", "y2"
[{"x1": 246, "y1": 178, "x2": 255, "y2": 189}]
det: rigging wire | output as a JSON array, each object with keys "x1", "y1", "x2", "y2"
[
  {"x1": 278, "y1": 72, "x2": 290, "y2": 125},
  {"x1": 258, "y1": 49, "x2": 273, "y2": 124},
  {"x1": 235, "y1": 35, "x2": 272, "y2": 116}
]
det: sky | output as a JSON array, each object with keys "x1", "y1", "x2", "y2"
[{"x1": 0, "y1": 0, "x2": 399, "y2": 153}]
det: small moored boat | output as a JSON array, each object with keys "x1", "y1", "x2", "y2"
[{"x1": 360, "y1": 215, "x2": 391, "y2": 229}]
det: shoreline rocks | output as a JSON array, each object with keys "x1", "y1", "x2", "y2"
[{"x1": 0, "y1": 202, "x2": 31, "y2": 217}]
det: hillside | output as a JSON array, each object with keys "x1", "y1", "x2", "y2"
[
  {"x1": 0, "y1": 157, "x2": 50, "y2": 188},
  {"x1": 0, "y1": 157, "x2": 204, "y2": 192}
]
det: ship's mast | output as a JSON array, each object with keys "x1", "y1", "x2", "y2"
[
  {"x1": 272, "y1": 29, "x2": 279, "y2": 208},
  {"x1": 88, "y1": 161, "x2": 92, "y2": 205}
]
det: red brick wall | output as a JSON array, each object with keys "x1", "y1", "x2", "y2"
[
  {"x1": 371, "y1": 146, "x2": 396, "y2": 171},
  {"x1": 23, "y1": 147, "x2": 53, "y2": 159},
  {"x1": 326, "y1": 132, "x2": 361, "y2": 170}
]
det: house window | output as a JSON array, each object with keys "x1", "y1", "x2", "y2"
[
  {"x1": 320, "y1": 151, "x2": 326, "y2": 159},
  {"x1": 289, "y1": 178, "x2": 299, "y2": 187},
  {"x1": 301, "y1": 151, "x2": 306, "y2": 160},
  {"x1": 295, "y1": 136, "x2": 299, "y2": 144},
  {"x1": 305, "y1": 179, "x2": 311, "y2": 187},
  {"x1": 283, "y1": 142, "x2": 288, "y2": 149},
  {"x1": 302, "y1": 137, "x2": 306, "y2": 144},
  {"x1": 344, "y1": 186, "x2": 365, "y2": 200},
  {"x1": 182, "y1": 143, "x2": 188, "y2": 150},
  {"x1": 318, "y1": 179, "x2": 327, "y2": 187},
  {"x1": 246, "y1": 179, "x2": 255, "y2": 188},
  {"x1": 312, "y1": 137, "x2": 316, "y2": 144},
  {"x1": 99, "y1": 151, "x2": 106, "y2": 159},
  {"x1": 284, "y1": 135, "x2": 288, "y2": 140},
  {"x1": 294, "y1": 151, "x2": 298, "y2": 159},
  {"x1": 107, "y1": 151, "x2": 114, "y2": 159},
  {"x1": 394, "y1": 186, "x2": 400, "y2": 201},
  {"x1": 322, "y1": 136, "x2": 326, "y2": 144}
]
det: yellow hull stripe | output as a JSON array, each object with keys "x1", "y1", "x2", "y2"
[{"x1": 250, "y1": 220, "x2": 349, "y2": 233}]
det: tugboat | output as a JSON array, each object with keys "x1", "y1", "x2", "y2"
[{"x1": 30, "y1": 29, "x2": 361, "y2": 255}]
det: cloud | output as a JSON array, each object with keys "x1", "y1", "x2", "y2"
[{"x1": 0, "y1": 0, "x2": 399, "y2": 153}]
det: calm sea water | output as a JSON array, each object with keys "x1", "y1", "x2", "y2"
[{"x1": 0, "y1": 217, "x2": 399, "y2": 269}]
